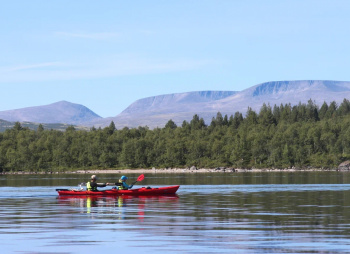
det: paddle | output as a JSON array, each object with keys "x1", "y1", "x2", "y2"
[{"x1": 131, "y1": 174, "x2": 145, "y2": 186}]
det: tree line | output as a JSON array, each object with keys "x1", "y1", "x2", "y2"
[{"x1": 1, "y1": 99, "x2": 350, "y2": 172}]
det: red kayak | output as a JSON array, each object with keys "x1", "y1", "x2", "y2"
[{"x1": 56, "y1": 185, "x2": 180, "y2": 196}]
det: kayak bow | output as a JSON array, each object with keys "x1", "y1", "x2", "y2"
[{"x1": 56, "y1": 185, "x2": 180, "y2": 196}]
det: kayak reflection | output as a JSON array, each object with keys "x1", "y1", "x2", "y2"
[{"x1": 57, "y1": 194, "x2": 179, "y2": 219}]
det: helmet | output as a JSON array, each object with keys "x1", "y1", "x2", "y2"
[
  {"x1": 91, "y1": 175, "x2": 97, "y2": 180},
  {"x1": 121, "y1": 176, "x2": 128, "y2": 180}
]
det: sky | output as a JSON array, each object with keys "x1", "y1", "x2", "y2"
[{"x1": 0, "y1": 0, "x2": 349, "y2": 117}]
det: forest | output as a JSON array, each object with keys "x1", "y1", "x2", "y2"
[{"x1": 1, "y1": 99, "x2": 350, "y2": 172}]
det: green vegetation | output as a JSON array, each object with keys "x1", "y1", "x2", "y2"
[
  {"x1": 1, "y1": 99, "x2": 350, "y2": 172},
  {"x1": 0, "y1": 119, "x2": 89, "y2": 132}
]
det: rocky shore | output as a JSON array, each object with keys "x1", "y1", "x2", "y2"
[
  {"x1": 73, "y1": 166, "x2": 339, "y2": 174},
  {"x1": 1, "y1": 165, "x2": 346, "y2": 175}
]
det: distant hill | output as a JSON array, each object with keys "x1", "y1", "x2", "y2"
[
  {"x1": 0, "y1": 101, "x2": 101, "y2": 125},
  {"x1": 88, "y1": 80, "x2": 350, "y2": 128}
]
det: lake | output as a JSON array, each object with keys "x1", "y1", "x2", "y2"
[{"x1": 1, "y1": 172, "x2": 350, "y2": 253}]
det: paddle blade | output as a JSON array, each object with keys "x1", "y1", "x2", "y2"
[{"x1": 137, "y1": 174, "x2": 145, "y2": 182}]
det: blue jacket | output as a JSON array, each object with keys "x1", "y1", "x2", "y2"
[{"x1": 118, "y1": 179, "x2": 133, "y2": 190}]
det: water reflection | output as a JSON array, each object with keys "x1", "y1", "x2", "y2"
[{"x1": 57, "y1": 195, "x2": 179, "y2": 221}]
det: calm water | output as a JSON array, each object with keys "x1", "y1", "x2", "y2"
[{"x1": 1, "y1": 172, "x2": 350, "y2": 253}]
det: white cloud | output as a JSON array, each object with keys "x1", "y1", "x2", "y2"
[
  {"x1": 4, "y1": 62, "x2": 64, "y2": 72},
  {"x1": 0, "y1": 57, "x2": 216, "y2": 83}
]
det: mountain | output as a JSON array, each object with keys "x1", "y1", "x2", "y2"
[
  {"x1": 2, "y1": 80, "x2": 350, "y2": 130},
  {"x1": 86, "y1": 91, "x2": 238, "y2": 128},
  {"x1": 0, "y1": 101, "x2": 101, "y2": 125},
  {"x1": 88, "y1": 80, "x2": 350, "y2": 129},
  {"x1": 215, "y1": 80, "x2": 350, "y2": 116},
  {"x1": 119, "y1": 91, "x2": 238, "y2": 115}
]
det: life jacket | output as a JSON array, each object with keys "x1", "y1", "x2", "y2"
[
  {"x1": 118, "y1": 179, "x2": 128, "y2": 190},
  {"x1": 86, "y1": 181, "x2": 97, "y2": 191}
]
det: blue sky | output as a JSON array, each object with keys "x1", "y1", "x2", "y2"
[{"x1": 1, "y1": 0, "x2": 349, "y2": 117}]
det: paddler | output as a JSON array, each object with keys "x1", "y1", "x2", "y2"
[
  {"x1": 108, "y1": 175, "x2": 133, "y2": 190},
  {"x1": 86, "y1": 175, "x2": 109, "y2": 191}
]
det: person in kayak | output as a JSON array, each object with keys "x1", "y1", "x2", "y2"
[
  {"x1": 86, "y1": 175, "x2": 109, "y2": 191},
  {"x1": 109, "y1": 175, "x2": 133, "y2": 190}
]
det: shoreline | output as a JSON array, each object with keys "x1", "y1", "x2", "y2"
[{"x1": 1, "y1": 166, "x2": 345, "y2": 175}]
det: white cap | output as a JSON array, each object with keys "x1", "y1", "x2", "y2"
[{"x1": 91, "y1": 175, "x2": 97, "y2": 180}]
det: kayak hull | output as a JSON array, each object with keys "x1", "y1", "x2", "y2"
[{"x1": 57, "y1": 185, "x2": 180, "y2": 196}]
